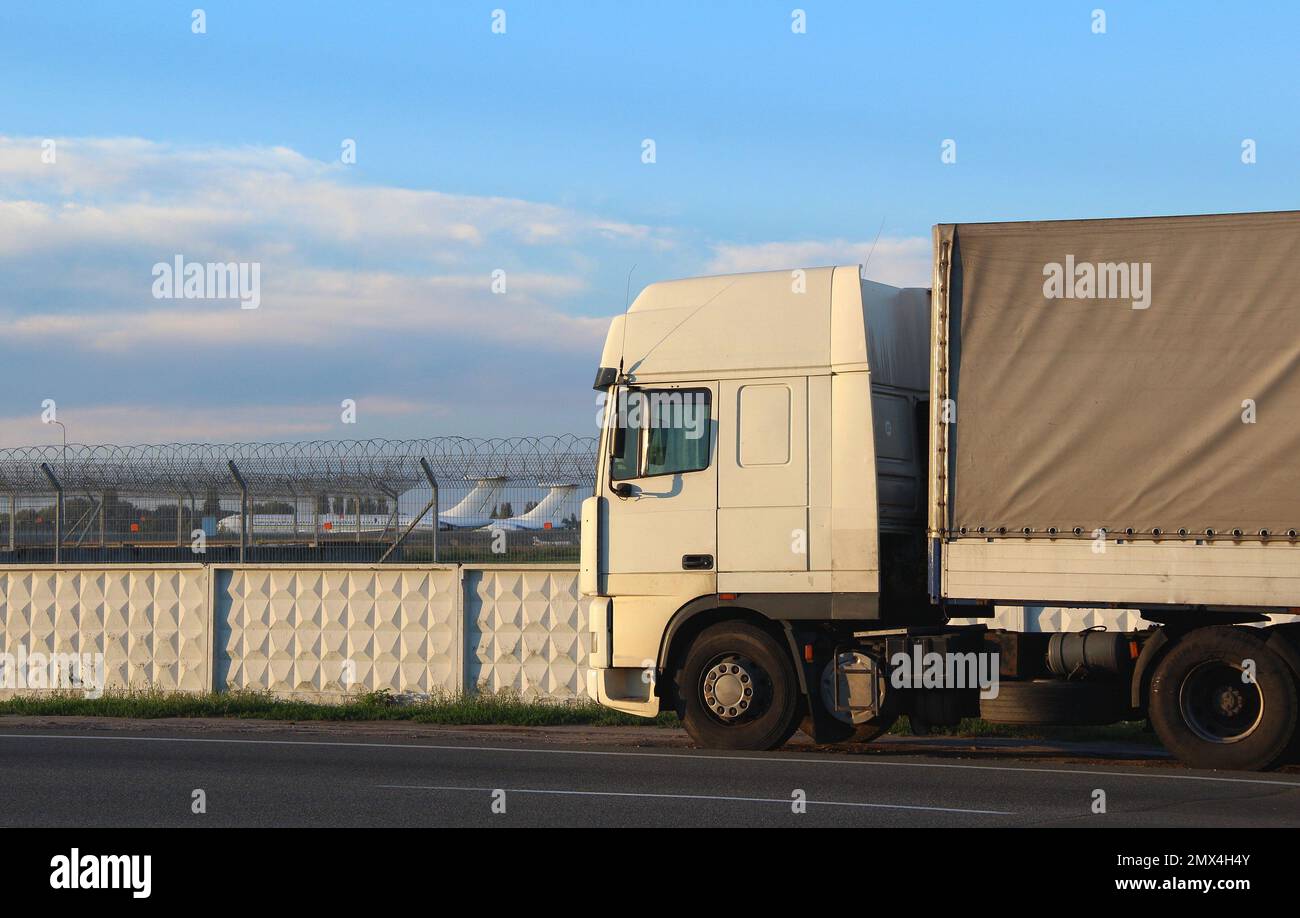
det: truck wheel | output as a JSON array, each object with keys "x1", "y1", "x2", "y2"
[
  {"x1": 678, "y1": 622, "x2": 803, "y2": 750},
  {"x1": 979, "y1": 679, "x2": 1126, "y2": 725},
  {"x1": 1149, "y1": 627, "x2": 1298, "y2": 771}
]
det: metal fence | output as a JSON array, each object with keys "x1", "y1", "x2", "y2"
[{"x1": 0, "y1": 437, "x2": 596, "y2": 565}]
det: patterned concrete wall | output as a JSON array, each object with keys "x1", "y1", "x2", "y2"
[
  {"x1": 1026, "y1": 606, "x2": 1144, "y2": 632},
  {"x1": 947, "y1": 606, "x2": 1144, "y2": 632},
  {"x1": 464, "y1": 567, "x2": 590, "y2": 699},
  {"x1": 0, "y1": 567, "x2": 210, "y2": 695},
  {"x1": 214, "y1": 567, "x2": 460, "y2": 698},
  {"x1": 20, "y1": 565, "x2": 1294, "y2": 705}
]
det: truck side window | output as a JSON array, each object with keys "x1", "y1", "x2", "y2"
[
  {"x1": 611, "y1": 388, "x2": 712, "y2": 480},
  {"x1": 643, "y1": 389, "x2": 711, "y2": 477},
  {"x1": 610, "y1": 390, "x2": 643, "y2": 481}
]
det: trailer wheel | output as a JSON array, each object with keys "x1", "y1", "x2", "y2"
[
  {"x1": 1149, "y1": 627, "x2": 1298, "y2": 771},
  {"x1": 678, "y1": 622, "x2": 802, "y2": 750},
  {"x1": 979, "y1": 679, "x2": 1126, "y2": 725}
]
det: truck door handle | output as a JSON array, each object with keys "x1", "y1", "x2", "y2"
[{"x1": 682, "y1": 554, "x2": 714, "y2": 570}]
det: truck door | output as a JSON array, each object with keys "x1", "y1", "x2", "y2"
[
  {"x1": 717, "y1": 377, "x2": 809, "y2": 581},
  {"x1": 597, "y1": 383, "x2": 718, "y2": 665}
]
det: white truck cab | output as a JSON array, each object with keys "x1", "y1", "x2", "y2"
[{"x1": 582, "y1": 265, "x2": 935, "y2": 744}]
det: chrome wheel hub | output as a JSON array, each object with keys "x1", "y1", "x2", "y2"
[{"x1": 703, "y1": 659, "x2": 755, "y2": 721}]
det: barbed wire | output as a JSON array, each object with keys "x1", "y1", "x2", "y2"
[{"x1": 0, "y1": 436, "x2": 599, "y2": 494}]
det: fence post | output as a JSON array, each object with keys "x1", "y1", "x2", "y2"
[
  {"x1": 423, "y1": 458, "x2": 439, "y2": 563},
  {"x1": 377, "y1": 459, "x2": 439, "y2": 565},
  {"x1": 40, "y1": 462, "x2": 63, "y2": 564},
  {"x1": 228, "y1": 460, "x2": 248, "y2": 564},
  {"x1": 456, "y1": 564, "x2": 466, "y2": 695},
  {"x1": 7, "y1": 492, "x2": 14, "y2": 552}
]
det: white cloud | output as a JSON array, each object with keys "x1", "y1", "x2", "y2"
[
  {"x1": 3, "y1": 268, "x2": 608, "y2": 353},
  {"x1": 0, "y1": 136, "x2": 663, "y2": 260},
  {"x1": 0, "y1": 135, "x2": 659, "y2": 356},
  {"x1": 0, "y1": 397, "x2": 449, "y2": 446},
  {"x1": 705, "y1": 236, "x2": 932, "y2": 288}
]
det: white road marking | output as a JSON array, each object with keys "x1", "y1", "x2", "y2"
[
  {"x1": 376, "y1": 784, "x2": 1014, "y2": 815},
  {"x1": 1, "y1": 732, "x2": 1298, "y2": 788}
]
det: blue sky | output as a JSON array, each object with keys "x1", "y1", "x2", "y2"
[{"x1": 2, "y1": 1, "x2": 1298, "y2": 444}]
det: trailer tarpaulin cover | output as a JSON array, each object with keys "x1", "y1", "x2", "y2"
[{"x1": 938, "y1": 210, "x2": 1300, "y2": 536}]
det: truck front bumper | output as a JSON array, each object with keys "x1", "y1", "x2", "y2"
[
  {"x1": 586, "y1": 595, "x2": 661, "y2": 717},
  {"x1": 586, "y1": 667, "x2": 661, "y2": 718}
]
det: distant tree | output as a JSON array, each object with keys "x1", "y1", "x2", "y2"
[{"x1": 252, "y1": 501, "x2": 294, "y2": 515}]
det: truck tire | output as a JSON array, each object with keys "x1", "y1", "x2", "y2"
[
  {"x1": 979, "y1": 679, "x2": 1126, "y2": 725},
  {"x1": 1149, "y1": 627, "x2": 1298, "y2": 771},
  {"x1": 678, "y1": 621, "x2": 803, "y2": 750}
]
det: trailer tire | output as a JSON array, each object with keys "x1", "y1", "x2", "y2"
[
  {"x1": 678, "y1": 622, "x2": 803, "y2": 751},
  {"x1": 1149, "y1": 627, "x2": 1298, "y2": 771},
  {"x1": 979, "y1": 679, "x2": 1126, "y2": 725}
]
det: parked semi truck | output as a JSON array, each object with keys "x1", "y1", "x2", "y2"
[{"x1": 579, "y1": 210, "x2": 1300, "y2": 771}]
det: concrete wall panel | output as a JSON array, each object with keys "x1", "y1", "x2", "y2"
[
  {"x1": 0, "y1": 567, "x2": 209, "y2": 695},
  {"x1": 464, "y1": 567, "x2": 590, "y2": 699},
  {"x1": 214, "y1": 566, "x2": 460, "y2": 698}
]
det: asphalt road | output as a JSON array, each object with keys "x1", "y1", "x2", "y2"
[{"x1": 2, "y1": 722, "x2": 1299, "y2": 827}]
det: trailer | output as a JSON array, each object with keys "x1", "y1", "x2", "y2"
[{"x1": 580, "y1": 210, "x2": 1300, "y2": 770}]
